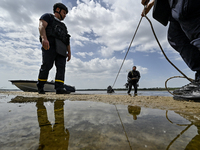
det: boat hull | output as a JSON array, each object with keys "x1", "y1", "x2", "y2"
[{"x1": 10, "y1": 80, "x2": 75, "y2": 93}]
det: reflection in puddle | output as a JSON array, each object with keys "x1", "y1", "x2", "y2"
[
  {"x1": 128, "y1": 105, "x2": 141, "y2": 120},
  {"x1": 0, "y1": 94, "x2": 200, "y2": 150},
  {"x1": 36, "y1": 99, "x2": 69, "y2": 150}
]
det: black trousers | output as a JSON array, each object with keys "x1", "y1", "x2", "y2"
[
  {"x1": 37, "y1": 46, "x2": 66, "y2": 90},
  {"x1": 168, "y1": 0, "x2": 200, "y2": 79},
  {"x1": 128, "y1": 81, "x2": 138, "y2": 94}
]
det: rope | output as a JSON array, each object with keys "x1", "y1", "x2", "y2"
[
  {"x1": 112, "y1": 16, "x2": 143, "y2": 88},
  {"x1": 144, "y1": 15, "x2": 193, "y2": 79},
  {"x1": 165, "y1": 110, "x2": 193, "y2": 150},
  {"x1": 115, "y1": 104, "x2": 132, "y2": 150},
  {"x1": 166, "y1": 124, "x2": 193, "y2": 150},
  {"x1": 144, "y1": 15, "x2": 193, "y2": 95},
  {"x1": 165, "y1": 110, "x2": 192, "y2": 126},
  {"x1": 165, "y1": 76, "x2": 193, "y2": 95},
  {"x1": 111, "y1": 7, "x2": 193, "y2": 95}
]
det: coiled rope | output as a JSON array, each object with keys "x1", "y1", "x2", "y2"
[{"x1": 111, "y1": 8, "x2": 193, "y2": 95}]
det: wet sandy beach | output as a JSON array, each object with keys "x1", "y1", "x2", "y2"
[
  {"x1": 1, "y1": 91, "x2": 200, "y2": 121},
  {"x1": 1, "y1": 91, "x2": 200, "y2": 149}
]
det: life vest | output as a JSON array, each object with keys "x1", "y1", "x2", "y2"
[
  {"x1": 131, "y1": 70, "x2": 139, "y2": 77},
  {"x1": 127, "y1": 70, "x2": 140, "y2": 82},
  {"x1": 45, "y1": 14, "x2": 70, "y2": 46}
]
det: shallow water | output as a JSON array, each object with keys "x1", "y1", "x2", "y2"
[
  {"x1": 77, "y1": 90, "x2": 172, "y2": 97},
  {"x1": 0, "y1": 94, "x2": 199, "y2": 150}
]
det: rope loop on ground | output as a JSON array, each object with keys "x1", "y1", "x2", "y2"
[{"x1": 165, "y1": 76, "x2": 193, "y2": 95}]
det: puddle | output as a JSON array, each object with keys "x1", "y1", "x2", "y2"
[{"x1": 0, "y1": 94, "x2": 200, "y2": 150}]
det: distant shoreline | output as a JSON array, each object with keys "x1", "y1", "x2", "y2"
[
  {"x1": 76, "y1": 87, "x2": 179, "y2": 91},
  {"x1": 0, "y1": 87, "x2": 179, "y2": 92}
]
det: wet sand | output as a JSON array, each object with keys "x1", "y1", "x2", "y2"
[
  {"x1": 2, "y1": 92, "x2": 200, "y2": 149},
  {"x1": 1, "y1": 91, "x2": 200, "y2": 149},
  {"x1": 1, "y1": 91, "x2": 200, "y2": 115}
]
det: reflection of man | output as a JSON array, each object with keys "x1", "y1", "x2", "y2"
[
  {"x1": 36, "y1": 99, "x2": 69, "y2": 149},
  {"x1": 128, "y1": 105, "x2": 141, "y2": 120},
  {"x1": 127, "y1": 66, "x2": 140, "y2": 96}
]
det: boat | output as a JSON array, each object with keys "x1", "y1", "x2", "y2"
[{"x1": 9, "y1": 80, "x2": 75, "y2": 93}]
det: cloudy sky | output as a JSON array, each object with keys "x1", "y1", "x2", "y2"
[{"x1": 0, "y1": 0, "x2": 194, "y2": 89}]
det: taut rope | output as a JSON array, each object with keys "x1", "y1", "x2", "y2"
[{"x1": 112, "y1": 16, "x2": 143, "y2": 88}]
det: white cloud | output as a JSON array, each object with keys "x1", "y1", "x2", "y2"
[
  {"x1": 68, "y1": 56, "x2": 133, "y2": 74},
  {"x1": 0, "y1": 0, "x2": 194, "y2": 89},
  {"x1": 64, "y1": 56, "x2": 148, "y2": 88},
  {"x1": 67, "y1": 0, "x2": 170, "y2": 57},
  {"x1": 75, "y1": 52, "x2": 94, "y2": 58}
]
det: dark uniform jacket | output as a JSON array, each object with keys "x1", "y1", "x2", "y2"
[{"x1": 127, "y1": 70, "x2": 140, "y2": 83}]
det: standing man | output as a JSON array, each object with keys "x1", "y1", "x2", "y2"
[
  {"x1": 37, "y1": 3, "x2": 71, "y2": 94},
  {"x1": 141, "y1": 0, "x2": 200, "y2": 99},
  {"x1": 127, "y1": 66, "x2": 141, "y2": 96}
]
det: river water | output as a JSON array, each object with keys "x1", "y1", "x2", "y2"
[
  {"x1": 76, "y1": 90, "x2": 172, "y2": 97},
  {"x1": 1, "y1": 94, "x2": 199, "y2": 150}
]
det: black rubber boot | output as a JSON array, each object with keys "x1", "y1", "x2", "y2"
[
  {"x1": 37, "y1": 81, "x2": 45, "y2": 94},
  {"x1": 56, "y1": 88, "x2": 70, "y2": 94}
]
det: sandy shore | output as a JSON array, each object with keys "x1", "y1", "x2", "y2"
[
  {"x1": 1, "y1": 91, "x2": 200, "y2": 113},
  {"x1": 1, "y1": 91, "x2": 200, "y2": 124}
]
